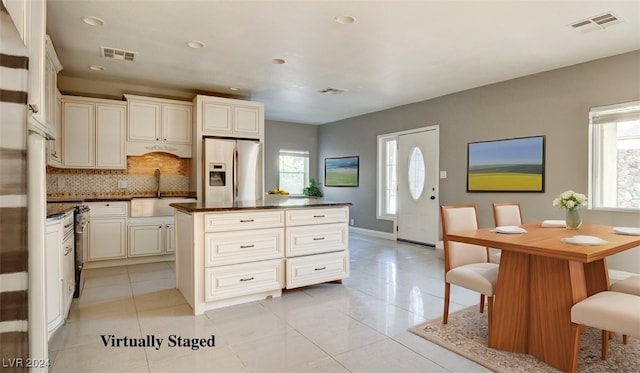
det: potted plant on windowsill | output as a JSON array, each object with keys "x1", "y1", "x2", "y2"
[{"x1": 303, "y1": 179, "x2": 323, "y2": 198}]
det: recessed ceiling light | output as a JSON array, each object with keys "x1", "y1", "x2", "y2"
[
  {"x1": 82, "y1": 16, "x2": 105, "y2": 26},
  {"x1": 88, "y1": 65, "x2": 105, "y2": 71},
  {"x1": 334, "y1": 15, "x2": 356, "y2": 24},
  {"x1": 229, "y1": 87, "x2": 241, "y2": 91},
  {"x1": 272, "y1": 58, "x2": 285, "y2": 65},
  {"x1": 186, "y1": 40, "x2": 205, "y2": 49}
]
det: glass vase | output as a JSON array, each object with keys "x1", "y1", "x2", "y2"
[{"x1": 565, "y1": 208, "x2": 582, "y2": 230}]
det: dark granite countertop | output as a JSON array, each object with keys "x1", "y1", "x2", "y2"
[
  {"x1": 170, "y1": 198, "x2": 352, "y2": 213},
  {"x1": 47, "y1": 202, "x2": 78, "y2": 218}
]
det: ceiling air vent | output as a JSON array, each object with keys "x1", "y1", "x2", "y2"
[
  {"x1": 319, "y1": 87, "x2": 345, "y2": 95},
  {"x1": 570, "y1": 12, "x2": 621, "y2": 32},
  {"x1": 101, "y1": 47, "x2": 136, "y2": 61}
]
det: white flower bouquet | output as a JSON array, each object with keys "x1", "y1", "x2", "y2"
[{"x1": 552, "y1": 190, "x2": 588, "y2": 210}]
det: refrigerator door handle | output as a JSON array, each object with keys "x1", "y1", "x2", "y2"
[{"x1": 233, "y1": 147, "x2": 238, "y2": 200}]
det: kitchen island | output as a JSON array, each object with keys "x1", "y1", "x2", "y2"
[{"x1": 170, "y1": 199, "x2": 352, "y2": 315}]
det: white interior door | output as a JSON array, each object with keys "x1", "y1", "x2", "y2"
[{"x1": 397, "y1": 129, "x2": 439, "y2": 245}]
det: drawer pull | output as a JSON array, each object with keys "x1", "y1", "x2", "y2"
[
  {"x1": 240, "y1": 219, "x2": 255, "y2": 223},
  {"x1": 314, "y1": 267, "x2": 326, "y2": 271},
  {"x1": 64, "y1": 223, "x2": 73, "y2": 229},
  {"x1": 64, "y1": 245, "x2": 73, "y2": 256},
  {"x1": 240, "y1": 244, "x2": 255, "y2": 249},
  {"x1": 239, "y1": 277, "x2": 254, "y2": 282},
  {"x1": 313, "y1": 215, "x2": 325, "y2": 218},
  {"x1": 313, "y1": 237, "x2": 325, "y2": 241}
]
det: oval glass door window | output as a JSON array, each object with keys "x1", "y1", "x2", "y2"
[{"x1": 408, "y1": 147, "x2": 425, "y2": 200}]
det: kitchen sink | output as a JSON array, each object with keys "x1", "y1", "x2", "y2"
[{"x1": 130, "y1": 197, "x2": 196, "y2": 217}]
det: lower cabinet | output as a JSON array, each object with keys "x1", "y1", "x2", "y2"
[
  {"x1": 286, "y1": 251, "x2": 349, "y2": 290},
  {"x1": 128, "y1": 218, "x2": 174, "y2": 257},
  {"x1": 205, "y1": 259, "x2": 284, "y2": 302},
  {"x1": 45, "y1": 216, "x2": 63, "y2": 339},
  {"x1": 86, "y1": 202, "x2": 128, "y2": 261},
  {"x1": 46, "y1": 210, "x2": 74, "y2": 340},
  {"x1": 88, "y1": 218, "x2": 127, "y2": 260}
]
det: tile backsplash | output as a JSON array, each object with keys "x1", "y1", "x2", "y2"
[{"x1": 47, "y1": 152, "x2": 192, "y2": 199}]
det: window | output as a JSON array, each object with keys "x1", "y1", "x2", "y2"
[
  {"x1": 589, "y1": 101, "x2": 640, "y2": 211},
  {"x1": 279, "y1": 150, "x2": 309, "y2": 195},
  {"x1": 377, "y1": 134, "x2": 397, "y2": 219}
]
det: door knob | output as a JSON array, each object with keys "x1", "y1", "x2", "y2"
[{"x1": 430, "y1": 196, "x2": 436, "y2": 200}]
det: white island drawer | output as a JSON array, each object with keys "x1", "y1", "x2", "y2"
[
  {"x1": 285, "y1": 207, "x2": 348, "y2": 226},
  {"x1": 205, "y1": 259, "x2": 284, "y2": 302},
  {"x1": 286, "y1": 251, "x2": 349, "y2": 289},
  {"x1": 205, "y1": 210, "x2": 284, "y2": 232},
  {"x1": 205, "y1": 228, "x2": 284, "y2": 267},
  {"x1": 286, "y1": 223, "x2": 348, "y2": 257}
]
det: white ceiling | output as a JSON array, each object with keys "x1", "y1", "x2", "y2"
[{"x1": 46, "y1": 1, "x2": 640, "y2": 125}]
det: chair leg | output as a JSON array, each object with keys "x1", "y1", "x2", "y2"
[
  {"x1": 601, "y1": 330, "x2": 609, "y2": 360},
  {"x1": 623, "y1": 334, "x2": 629, "y2": 344},
  {"x1": 487, "y1": 295, "x2": 494, "y2": 340},
  {"x1": 443, "y1": 282, "x2": 451, "y2": 324},
  {"x1": 479, "y1": 294, "x2": 485, "y2": 314},
  {"x1": 569, "y1": 324, "x2": 585, "y2": 373}
]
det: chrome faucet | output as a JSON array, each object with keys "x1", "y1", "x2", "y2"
[{"x1": 155, "y1": 169, "x2": 161, "y2": 198}]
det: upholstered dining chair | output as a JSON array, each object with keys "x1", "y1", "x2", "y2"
[
  {"x1": 570, "y1": 291, "x2": 640, "y2": 372},
  {"x1": 609, "y1": 275, "x2": 640, "y2": 347},
  {"x1": 490, "y1": 202, "x2": 523, "y2": 263},
  {"x1": 440, "y1": 204, "x2": 499, "y2": 335}
]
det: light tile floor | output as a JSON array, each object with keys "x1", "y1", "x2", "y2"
[{"x1": 49, "y1": 233, "x2": 491, "y2": 372}]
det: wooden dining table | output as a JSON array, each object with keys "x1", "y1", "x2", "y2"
[{"x1": 444, "y1": 222, "x2": 640, "y2": 372}]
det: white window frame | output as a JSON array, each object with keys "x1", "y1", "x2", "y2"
[
  {"x1": 377, "y1": 134, "x2": 398, "y2": 220},
  {"x1": 588, "y1": 100, "x2": 640, "y2": 212},
  {"x1": 278, "y1": 149, "x2": 309, "y2": 195}
]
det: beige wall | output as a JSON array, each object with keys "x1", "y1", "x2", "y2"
[{"x1": 319, "y1": 50, "x2": 640, "y2": 272}]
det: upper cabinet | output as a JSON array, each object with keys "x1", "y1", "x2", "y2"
[
  {"x1": 195, "y1": 95, "x2": 264, "y2": 140},
  {"x1": 125, "y1": 95, "x2": 192, "y2": 158},
  {"x1": 45, "y1": 36, "x2": 63, "y2": 167},
  {"x1": 62, "y1": 96, "x2": 127, "y2": 169}
]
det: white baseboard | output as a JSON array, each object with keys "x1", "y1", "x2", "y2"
[{"x1": 349, "y1": 226, "x2": 396, "y2": 241}]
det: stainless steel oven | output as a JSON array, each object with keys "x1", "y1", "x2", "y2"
[{"x1": 74, "y1": 205, "x2": 90, "y2": 298}]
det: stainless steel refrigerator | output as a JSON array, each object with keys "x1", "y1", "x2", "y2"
[{"x1": 203, "y1": 137, "x2": 262, "y2": 203}]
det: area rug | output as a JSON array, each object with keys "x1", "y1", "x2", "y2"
[{"x1": 409, "y1": 306, "x2": 639, "y2": 372}]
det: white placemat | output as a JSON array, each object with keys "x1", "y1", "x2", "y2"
[
  {"x1": 541, "y1": 220, "x2": 566, "y2": 228},
  {"x1": 611, "y1": 227, "x2": 640, "y2": 236},
  {"x1": 491, "y1": 226, "x2": 528, "y2": 234},
  {"x1": 560, "y1": 235, "x2": 609, "y2": 246}
]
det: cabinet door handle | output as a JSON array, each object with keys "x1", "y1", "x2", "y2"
[
  {"x1": 240, "y1": 244, "x2": 255, "y2": 249},
  {"x1": 313, "y1": 237, "x2": 325, "y2": 241},
  {"x1": 239, "y1": 277, "x2": 254, "y2": 282},
  {"x1": 314, "y1": 267, "x2": 326, "y2": 271},
  {"x1": 159, "y1": 225, "x2": 163, "y2": 229},
  {"x1": 240, "y1": 219, "x2": 254, "y2": 223},
  {"x1": 313, "y1": 215, "x2": 325, "y2": 218}
]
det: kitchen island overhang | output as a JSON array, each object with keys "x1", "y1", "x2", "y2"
[{"x1": 170, "y1": 199, "x2": 352, "y2": 315}]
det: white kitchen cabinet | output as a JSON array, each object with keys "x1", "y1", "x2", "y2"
[
  {"x1": 45, "y1": 215, "x2": 63, "y2": 339},
  {"x1": 45, "y1": 209, "x2": 73, "y2": 339},
  {"x1": 62, "y1": 96, "x2": 126, "y2": 169},
  {"x1": 45, "y1": 36, "x2": 63, "y2": 167},
  {"x1": 284, "y1": 206, "x2": 350, "y2": 289},
  {"x1": 125, "y1": 95, "x2": 192, "y2": 157},
  {"x1": 86, "y1": 202, "x2": 128, "y2": 261},
  {"x1": 205, "y1": 259, "x2": 284, "y2": 302},
  {"x1": 196, "y1": 95, "x2": 264, "y2": 139},
  {"x1": 165, "y1": 223, "x2": 175, "y2": 254},
  {"x1": 61, "y1": 211, "x2": 75, "y2": 318},
  {"x1": 128, "y1": 217, "x2": 174, "y2": 257}
]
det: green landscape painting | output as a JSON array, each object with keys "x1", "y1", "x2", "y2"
[
  {"x1": 325, "y1": 156, "x2": 359, "y2": 187},
  {"x1": 467, "y1": 136, "x2": 545, "y2": 192}
]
